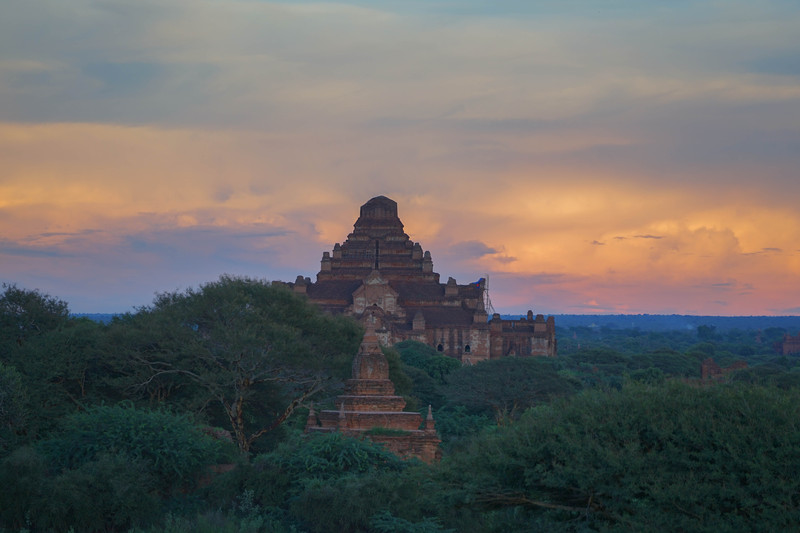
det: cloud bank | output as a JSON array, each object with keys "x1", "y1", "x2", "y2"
[{"x1": 1, "y1": 1, "x2": 799, "y2": 314}]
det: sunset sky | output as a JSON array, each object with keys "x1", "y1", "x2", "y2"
[{"x1": 2, "y1": 1, "x2": 799, "y2": 315}]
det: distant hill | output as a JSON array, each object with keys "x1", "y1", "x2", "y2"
[
  {"x1": 502, "y1": 314, "x2": 800, "y2": 333},
  {"x1": 78, "y1": 312, "x2": 800, "y2": 333},
  {"x1": 73, "y1": 313, "x2": 117, "y2": 324}
]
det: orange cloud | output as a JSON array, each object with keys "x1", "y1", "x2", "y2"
[{"x1": 2, "y1": 119, "x2": 798, "y2": 314}]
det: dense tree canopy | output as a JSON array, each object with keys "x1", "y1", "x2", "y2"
[
  {"x1": 394, "y1": 340, "x2": 461, "y2": 385},
  {"x1": 3, "y1": 280, "x2": 800, "y2": 532},
  {"x1": 443, "y1": 356, "x2": 581, "y2": 424},
  {"x1": 0, "y1": 285, "x2": 109, "y2": 438},
  {"x1": 440, "y1": 382, "x2": 800, "y2": 532},
  {"x1": 0, "y1": 362, "x2": 26, "y2": 452},
  {"x1": 0, "y1": 283, "x2": 69, "y2": 348},
  {"x1": 1, "y1": 405, "x2": 234, "y2": 532},
  {"x1": 111, "y1": 276, "x2": 363, "y2": 452}
]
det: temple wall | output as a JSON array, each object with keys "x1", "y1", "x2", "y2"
[{"x1": 292, "y1": 196, "x2": 557, "y2": 361}]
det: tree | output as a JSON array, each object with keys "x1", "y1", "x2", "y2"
[
  {"x1": 39, "y1": 403, "x2": 232, "y2": 491},
  {"x1": 114, "y1": 276, "x2": 362, "y2": 452},
  {"x1": 443, "y1": 357, "x2": 581, "y2": 424},
  {"x1": 394, "y1": 340, "x2": 461, "y2": 385},
  {"x1": 1, "y1": 404, "x2": 230, "y2": 532},
  {"x1": 0, "y1": 362, "x2": 27, "y2": 454},
  {"x1": 0, "y1": 283, "x2": 69, "y2": 348},
  {"x1": 440, "y1": 382, "x2": 800, "y2": 532},
  {"x1": 697, "y1": 324, "x2": 718, "y2": 341},
  {"x1": 0, "y1": 285, "x2": 109, "y2": 438}
]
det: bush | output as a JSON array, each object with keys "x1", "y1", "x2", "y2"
[
  {"x1": 0, "y1": 446, "x2": 47, "y2": 529},
  {"x1": 45, "y1": 451, "x2": 160, "y2": 532},
  {"x1": 39, "y1": 403, "x2": 235, "y2": 492}
]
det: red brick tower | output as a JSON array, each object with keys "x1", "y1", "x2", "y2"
[{"x1": 305, "y1": 323, "x2": 441, "y2": 462}]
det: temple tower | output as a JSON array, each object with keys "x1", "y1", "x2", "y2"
[{"x1": 305, "y1": 324, "x2": 441, "y2": 462}]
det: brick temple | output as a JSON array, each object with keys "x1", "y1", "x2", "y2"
[
  {"x1": 289, "y1": 196, "x2": 556, "y2": 362},
  {"x1": 305, "y1": 323, "x2": 441, "y2": 462},
  {"x1": 781, "y1": 332, "x2": 800, "y2": 355}
]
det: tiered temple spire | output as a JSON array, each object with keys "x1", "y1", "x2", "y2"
[{"x1": 305, "y1": 322, "x2": 441, "y2": 462}]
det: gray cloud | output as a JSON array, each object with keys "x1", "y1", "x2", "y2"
[
  {"x1": 39, "y1": 230, "x2": 100, "y2": 238},
  {"x1": 82, "y1": 61, "x2": 166, "y2": 96},
  {"x1": 746, "y1": 52, "x2": 800, "y2": 77},
  {"x1": 0, "y1": 241, "x2": 74, "y2": 258},
  {"x1": 743, "y1": 247, "x2": 785, "y2": 256},
  {"x1": 447, "y1": 240, "x2": 498, "y2": 258},
  {"x1": 494, "y1": 272, "x2": 585, "y2": 286},
  {"x1": 214, "y1": 185, "x2": 234, "y2": 203}
]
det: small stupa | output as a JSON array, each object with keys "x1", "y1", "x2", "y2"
[{"x1": 305, "y1": 322, "x2": 441, "y2": 462}]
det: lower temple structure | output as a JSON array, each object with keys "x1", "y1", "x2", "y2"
[
  {"x1": 305, "y1": 325, "x2": 441, "y2": 462},
  {"x1": 288, "y1": 196, "x2": 556, "y2": 363},
  {"x1": 782, "y1": 332, "x2": 800, "y2": 355}
]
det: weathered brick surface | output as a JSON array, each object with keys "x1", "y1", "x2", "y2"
[
  {"x1": 306, "y1": 326, "x2": 441, "y2": 462},
  {"x1": 286, "y1": 196, "x2": 557, "y2": 361},
  {"x1": 701, "y1": 357, "x2": 748, "y2": 380},
  {"x1": 782, "y1": 332, "x2": 800, "y2": 355}
]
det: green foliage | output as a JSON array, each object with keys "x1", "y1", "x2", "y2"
[
  {"x1": 395, "y1": 340, "x2": 461, "y2": 384},
  {"x1": 0, "y1": 446, "x2": 47, "y2": 529},
  {"x1": 110, "y1": 276, "x2": 363, "y2": 452},
  {"x1": 44, "y1": 451, "x2": 161, "y2": 532},
  {"x1": 0, "y1": 285, "x2": 108, "y2": 439},
  {"x1": 444, "y1": 357, "x2": 582, "y2": 424},
  {"x1": 432, "y1": 405, "x2": 493, "y2": 452},
  {"x1": 688, "y1": 341, "x2": 716, "y2": 357},
  {"x1": 288, "y1": 464, "x2": 443, "y2": 533},
  {"x1": 633, "y1": 350, "x2": 701, "y2": 377},
  {"x1": 266, "y1": 431, "x2": 407, "y2": 482},
  {"x1": 389, "y1": 340, "x2": 462, "y2": 412},
  {"x1": 627, "y1": 366, "x2": 665, "y2": 385},
  {"x1": 0, "y1": 283, "x2": 69, "y2": 347},
  {"x1": 0, "y1": 362, "x2": 27, "y2": 454},
  {"x1": 8, "y1": 280, "x2": 800, "y2": 532},
  {"x1": 135, "y1": 505, "x2": 298, "y2": 533},
  {"x1": 697, "y1": 324, "x2": 718, "y2": 341},
  {"x1": 39, "y1": 403, "x2": 234, "y2": 492},
  {"x1": 382, "y1": 346, "x2": 414, "y2": 400},
  {"x1": 401, "y1": 365, "x2": 445, "y2": 409},
  {"x1": 0, "y1": 446, "x2": 161, "y2": 532},
  {"x1": 556, "y1": 325, "x2": 702, "y2": 358},
  {"x1": 731, "y1": 362, "x2": 800, "y2": 389},
  {"x1": 559, "y1": 345, "x2": 702, "y2": 390},
  {"x1": 0, "y1": 404, "x2": 236, "y2": 531},
  {"x1": 196, "y1": 432, "x2": 412, "y2": 532},
  {"x1": 366, "y1": 427, "x2": 411, "y2": 436},
  {"x1": 370, "y1": 511, "x2": 454, "y2": 533},
  {"x1": 440, "y1": 382, "x2": 800, "y2": 532}
]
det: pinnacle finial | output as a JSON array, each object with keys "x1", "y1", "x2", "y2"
[
  {"x1": 305, "y1": 402, "x2": 318, "y2": 430},
  {"x1": 424, "y1": 404, "x2": 436, "y2": 432}
]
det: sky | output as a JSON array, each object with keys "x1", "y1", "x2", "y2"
[{"x1": 1, "y1": 0, "x2": 799, "y2": 316}]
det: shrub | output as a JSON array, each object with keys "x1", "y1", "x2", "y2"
[{"x1": 39, "y1": 403, "x2": 235, "y2": 492}]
